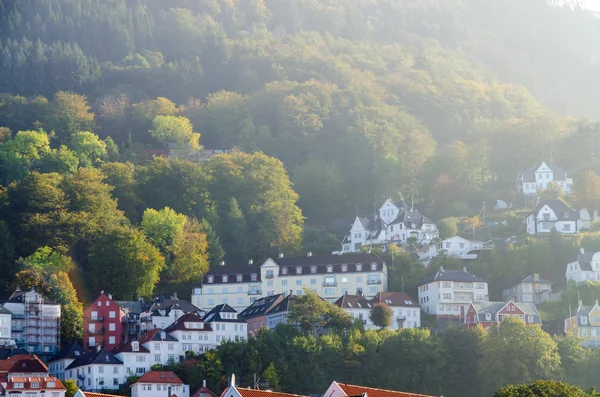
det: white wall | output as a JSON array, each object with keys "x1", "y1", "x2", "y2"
[
  {"x1": 68, "y1": 364, "x2": 125, "y2": 391},
  {"x1": 114, "y1": 352, "x2": 151, "y2": 377},
  {"x1": 418, "y1": 280, "x2": 488, "y2": 316},
  {"x1": 131, "y1": 382, "x2": 189, "y2": 397}
]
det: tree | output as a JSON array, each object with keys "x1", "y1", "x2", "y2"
[
  {"x1": 539, "y1": 181, "x2": 564, "y2": 200},
  {"x1": 369, "y1": 303, "x2": 393, "y2": 329},
  {"x1": 494, "y1": 380, "x2": 590, "y2": 397},
  {"x1": 478, "y1": 317, "x2": 562, "y2": 395},
  {"x1": 46, "y1": 91, "x2": 95, "y2": 144},
  {"x1": 0, "y1": 130, "x2": 51, "y2": 185},
  {"x1": 437, "y1": 217, "x2": 459, "y2": 239},
  {"x1": 200, "y1": 218, "x2": 224, "y2": 267},
  {"x1": 141, "y1": 207, "x2": 188, "y2": 252},
  {"x1": 69, "y1": 131, "x2": 107, "y2": 167},
  {"x1": 222, "y1": 198, "x2": 249, "y2": 263},
  {"x1": 149, "y1": 115, "x2": 200, "y2": 149},
  {"x1": 292, "y1": 159, "x2": 343, "y2": 221},
  {"x1": 573, "y1": 170, "x2": 600, "y2": 214},
  {"x1": 442, "y1": 326, "x2": 486, "y2": 397},
  {"x1": 262, "y1": 362, "x2": 281, "y2": 391},
  {"x1": 63, "y1": 379, "x2": 78, "y2": 397},
  {"x1": 288, "y1": 289, "x2": 352, "y2": 335}
]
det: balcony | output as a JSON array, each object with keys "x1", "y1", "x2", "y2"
[
  {"x1": 87, "y1": 316, "x2": 104, "y2": 322},
  {"x1": 248, "y1": 290, "x2": 262, "y2": 295},
  {"x1": 265, "y1": 274, "x2": 274, "y2": 279},
  {"x1": 88, "y1": 328, "x2": 104, "y2": 335},
  {"x1": 367, "y1": 279, "x2": 381, "y2": 285},
  {"x1": 323, "y1": 281, "x2": 337, "y2": 287}
]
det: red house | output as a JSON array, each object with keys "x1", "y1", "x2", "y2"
[
  {"x1": 83, "y1": 292, "x2": 126, "y2": 351},
  {"x1": 464, "y1": 300, "x2": 542, "y2": 328}
]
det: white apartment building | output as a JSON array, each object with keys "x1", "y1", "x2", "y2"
[
  {"x1": 137, "y1": 329, "x2": 181, "y2": 367},
  {"x1": 418, "y1": 267, "x2": 489, "y2": 318},
  {"x1": 63, "y1": 347, "x2": 125, "y2": 391},
  {"x1": 202, "y1": 304, "x2": 247, "y2": 344},
  {"x1": 526, "y1": 200, "x2": 582, "y2": 235},
  {"x1": 417, "y1": 236, "x2": 493, "y2": 264},
  {"x1": 501, "y1": 273, "x2": 555, "y2": 304},
  {"x1": 566, "y1": 248, "x2": 600, "y2": 284},
  {"x1": 112, "y1": 340, "x2": 151, "y2": 377},
  {"x1": 333, "y1": 295, "x2": 373, "y2": 328},
  {"x1": 131, "y1": 371, "x2": 189, "y2": 397},
  {"x1": 0, "y1": 305, "x2": 12, "y2": 344},
  {"x1": 517, "y1": 161, "x2": 573, "y2": 196},
  {"x1": 49, "y1": 343, "x2": 86, "y2": 380},
  {"x1": 165, "y1": 313, "x2": 215, "y2": 355},
  {"x1": 140, "y1": 296, "x2": 203, "y2": 333},
  {"x1": 193, "y1": 253, "x2": 389, "y2": 308}
]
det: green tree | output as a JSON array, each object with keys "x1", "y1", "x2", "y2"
[
  {"x1": 288, "y1": 289, "x2": 352, "y2": 335},
  {"x1": 494, "y1": 380, "x2": 589, "y2": 397},
  {"x1": 437, "y1": 218, "x2": 459, "y2": 239},
  {"x1": 539, "y1": 181, "x2": 564, "y2": 200},
  {"x1": 292, "y1": 159, "x2": 343, "y2": 221},
  {"x1": 369, "y1": 303, "x2": 393, "y2": 329},
  {"x1": 63, "y1": 379, "x2": 78, "y2": 397},
  {"x1": 442, "y1": 326, "x2": 486, "y2": 397},
  {"x1": 69, "y1": 131, "x2": 107, "y2": 167},
  {"x1": 141, "y1": 207, "x2": 188, "y2": 252},
  {"x1": 46, "y1": 91, "x2": 95, "y2": 144},
  {"x1": 0, "y1": 129, "x2": 51, "y2": 184},
  {"x1": 222, "y1": 198, "x2": 249, "y2": 263},
  {"x1": 149, "y1": 115, "x2": 200, "y2": 150},
  {"x1": 262, "y1": 362, "x2": 280, "y2": 391},
  {"x1": 200, "y1": 218, "x2": 224, "y2": 267},
  {"x1": 573, "y1": 170, "x2": 600, "y2": 215}
]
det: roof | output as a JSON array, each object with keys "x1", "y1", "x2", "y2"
[
  {"x1": 8, "y1": 356, "x2": 49, "y2": 373},
  {"x1": 531, "y1": 200, "x2": 579, "y2": 221},
  {"x1": 115, "y1": 300, "x2": 146, "y2": 315},
  {"x1": 134, "y1": 371, "x2": 184, "y2": 385},
  {"x1": 267, "y1": 295, "x2": 297, "y2": 315},
  {"x1": 0, "y1": 354, "x2": 35, "y2": 372},
  {"x1": 137, "y1": 328, "x2": 178, "y2": 343},
  {"x1": 521, "y1": 274, "x2": 553, "y2": 284},
  {"x1": 336, "y1": 382, "x2": 436, "y2": 397},
  {"x1": 274, "y1": 253, "x2": 385, "y2": 275},
  {"x1": 519, "y1": 162, "x2": 567, "y2": 183},
  {"x1": 112, "y1": 341, "x2": 150, "y2": 354},
  {"x1": 5, "y1": 288, "x2": 57, "y2": 305},
  {"x1": 575, "y1": 251, "x2": 597, "y2": 272},
  {"x1": 192, "y1": 386, "x2": 218, "y2": 397},
  {"x1": 334, "y1": 294, "x2": 372, "y2": 309},
  {"x1": 203, "y1": 304, "x2": 246, "y2": 323},
  {"x1": 0, "y1": 348, "x2": 29, "y2": 361},
  {"x1": 0, "y1": 305, "x2": 11, "y2": 315},
  {"x1": 5, "y1": 376, "x2": 65, "y2": 390},
  {"x1": 165, "y1": 313, "x2": 212, "y2": 332},
  {"x1": 238, "y1": 294, "x2": 284, "y2": 319},
  {"x1": 203, "y1": 263, "x2": 261, "y2": 284},
  {"x1": 147, "y1": 298, "x2": 202, "y2": 315},
  {"x1": 421, "y1": 268, "x2": 487, "y2": 285},
  {"x1": 65, "y1": 348, "x2": 122, "y2": 370},
  {"x1": 574, "y1": 305, "x2": 599, "y2": 327},
  {"x1": 372, "y1": 292, "x2": 419, "y2": 308},
  {"x1": 80, "y1": 392, "x2": 126, "y2": 397},
  {"x1": 234, "y1": 387, "x2": 309, "y2": 397},
  {"x1": 471, "y1": 301, "x2": 541, "y2": 323},
  {"x1": 51, "y1": 343, "x2": 86, "y2": 362}
]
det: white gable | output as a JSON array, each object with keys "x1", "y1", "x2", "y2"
[
  {"x1": 537, "y1": 204, "x2": 557, "y2": 218},
  {"x1": 536, "y1": 161, "x2": 551, "y2": 173},
  {"x1": 323, "y1": 381, "x2": 347, "y2": 397},
  {"x1": 261, "y1": 258, "x2": 279, "y2": 269}
]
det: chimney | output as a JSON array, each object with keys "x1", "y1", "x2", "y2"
[
  {"x1": 440, "y1": 266, "x2": 444, "y2": 271},
  {"x1": 96, "y1": 344, "x2": 101, "y2": 353},
  {"x1": 108, "y1": 294, "x2": 112, "y2": 300},
  {"x1": 203, "y1": 380, "x2": 207, "y2": 388},
  {"x1": 596, "y1": 299, "x2": 599, "y2": 306},
  {"x1": 219, "y1": 260, "x2": 225, "y2": 266},
  {"x1": 344, "y1": 290, "x2": 348, "y2": 296},
  {"x1": 248, "y1": 259, "x2": 253, "y2": 265},
  {"x1": 101, "y1": 290, "x2": 104, "y2": 295},
  {"x1": 533, "y1": 273, "x2": 539, "y2": 282},
  {"x1": 15, "y1": 286, "x2": 20, "y2": 292},
  {"x1": 463, "y1": 266, "x2": 467, "y2": 272},
  {"x1": 307, "y1": 252, "x2": 312, "y2": 257},
  {"x1": 278, "y1": 252, "x2": 283, "y2": 258},
  {"x1": 579, "y1": 299, "x2": 583, "y2": 308},
  {"x1": 580, "y1": 247, "x2": 585, "y2": 255},
  {"x1": 171, "y1": 292, "x2": 178, "y2": 300},
  {"x1": 367, "y1": 249, "x2": 372, "y2": 254}
]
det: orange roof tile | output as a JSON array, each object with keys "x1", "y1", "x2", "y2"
[
  {"x1": 0, "y1": 354, "x2": 35, "y2": 372},
  {"x1": 82, "y1": 392, "x2": 126, "y2": 397},
  {"x1": 236, "y1": 387, "x2": 309, "y2": 397},
  {"x1": 134, "y1": 371, "x2": 184, "y2": 384},
  {"x1": 337, "y1": 383, "x2": 437, "y2": 397}
]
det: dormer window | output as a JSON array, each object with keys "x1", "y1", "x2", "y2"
[
  {"x1": 310, "y1": 266, "x2": 317, "y2": 274},
  {"x1": 341, "y1": 264, "x2": 348, "y2": 272},
  {"x1": 356, "y1": 264, "x2": 363, "y2": 271},
  {"x1": 132, "y1": 341, "x2": 139, "y2": 352},
  {"x1": 222, "y1": 275, "x2": 228, "y2": 283},
  {"x1": 527, "y1": 315, "x2": 533, "y2": 323},
  {"x1": 485, "y1": 313, "x2": 491, "y2": 321},
  {"x1": 281, "y1": 267, "x2": 288, "y2": 275},
  {"x1": 207, "y1": 276, "x2": 214, "y2": 284},
  {"x1": 326, "y1": 265, "x2": 333, "y2": 273},
  {"x1": 370, "y1": 263, "x2": 377, "y2": 271},
  {"x1": 582, "y1": 316, "x2": 588, "y2": 325},
  {"x1": 250, "y1": 273, "x2": 258, "y2": 281},
  {"x1": 236, "y1": 274, "x2": 243, "y2": 282},
  {"x1": 296, "y1": 267, "x2": 302, "y2": 275}
]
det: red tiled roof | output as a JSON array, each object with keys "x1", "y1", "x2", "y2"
[
  {"x1": 6, "y1": 376, "x2": 65, "y2": 390},
  {"x1": 0, "y1": 354, "x2": 36, "y2": 372},
  {"x1": 193, "y1": 386, "x2": 218, "y2": 397},
  {"x1": 8, "y1": 356, "x2": 49, "y2": 373},
  {"x1": 112, "y1": 341, "x2": 150, "y2": 354},
  {"x1": 337, "y1": 383, "x2": 437, "y2": 397},
  {"x1": 165, "y1": 313, "x2": 212, "y2": 332},
  {"x1": 82, "y1": 392, "x2": 126, "y2": 397},
  {"x1": 134, "y1": 371, "x2": 184, "y2": 384},
  {"x1": 235, "y1": 387, "x2": 309, "y2": 397},
  {"x1": 372, "y1": 292, "x2": 419, "y2": 308}
]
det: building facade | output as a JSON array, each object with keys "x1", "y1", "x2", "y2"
[
  {"x1": 238, "y1": 295, "x2": 283, "y2": 338},
  {"x1": 112, "y1": 340, "x2": 151, "y2": 377},
  {"x1": 417, "y1": 236, "x2": 492, "y2": 264},
  {"x1": 418, "y1": 267, "x2": 489, "y2": 318},
  {"x1": 464, "y1": 301, "x2": 542, "y2": 328},
  {"x1": 4, "y1": 288, "x2": 60, "y2": 355},
  {"x1": 48, "y1": 343, "x2": 86, "y2": 380},
  {"x1": 140, "y1": 296, "x2": 203, "y2": 334},
  {"x1": 371, "y1": 292, "x2": 421, "y2": 329},
  {"x1": 3, "y1": 355, "x2": 66, "y2": 397},
  {"x1": 63, "y1": 348, "x2": 125, "y2": 391},
  {"x1": 137, "y1": 329, "x2": 180, "y2": 367},
  {"x1": 130, "y1": 371, "x2": 189, "y2": 397},
  {"x1": 525, "y1": 200, "x2": 581, "y2": 235},
  {"x1": 0, "y1": 305, "x2": 12, "y2": 345},
  {"x1": 202, "y1": 304, "x2": 246, "y2": 344},
  {"x1": 165, "y1": 314, "x2": 214, "y2": 355},
  {"x1": 517, "y1": 161, "x2": 573, "y2": 196},
  {"x1": 342, "y1": 199, "x2": 439, "y2": 253},
  {"x1": 501, "y1": 274, "x2": 555, "y2": 304},
  {"x1": 566, "y1": 248, "x2": 600, "y2": 284},
  {"x1": 83, "y1": 293, "x2": 126, "y2": 352},
  {"x1": 565, "y1": 301, "x2": 600, "y2": 347}
]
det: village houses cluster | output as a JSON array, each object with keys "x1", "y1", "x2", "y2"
[{"x1": 0, "y1": 160, "x2": 599, "y2": 396}]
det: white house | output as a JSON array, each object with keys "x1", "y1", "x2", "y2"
[
  {"x1": 501, "y1": 274, "x2": 556, "y2": 304},
  {"x1": 265, "y1": 294, "x2": 297, "y2": 330},
  {"x1": 418, "y1": 266, "x2": 489, "y2": 318},
  {"x1": 221, "y1": 375, "x2": 308, "y2": 397},
  {"x1": 63, "y1": 347, "x2": 125, "y2": 391},
  {"x1": 165, "y1": 313, "x2": 215, "y2": 355},
  {"x1": 49, "y1": 343, "x2": 86, "y2": 380},
  {"x1": 202, "y1": 304, "x2": 247, "y2": 344},
  {"x1": 0, "y1": 305, "x2": 12, "y2": 345},
  {"x1": 130, "y1": 371, "x2": 189, "y2": 397},
  {"x1": 140, "y1": 296, "x2": 203, "y2": 333},
  {"x1": 137, "y1": 328, "x2": 181, "y2": 367},
  {"x1": 517, "y1": 161, "x2": 573, "y2": 196},
  {"x1": 342, "y1": 199, "x2": 439, "y2": 253},
  {"x1": 2, "y1": 355, "x2": 66, "y2": 397},
  {"x1": 323, "y1": 380, "x2": 424, "y2": 397},
  {"x1": 371, "y1": 292, "x2": 421, "y2": 329},
  {"x1": 566, "y1": 248, "x2": 600, "y2": 284},
  {"x1": 525, "y1": 200, "x2": 582, "y2": 235},
  {"x1": 333, "y1": 294, "x2": 373, "y2": 328},
  {"x1": 112, "y1": 340, "x2": 151, "y2": 377},
  {"x1": 417, "y1": 236, "x2": 493, "y2": 264}
]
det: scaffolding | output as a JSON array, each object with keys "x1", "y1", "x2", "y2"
[{"x1": 23, "y1": 290, "x2": 60, "y2": 355}]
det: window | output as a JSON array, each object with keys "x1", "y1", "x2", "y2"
[
  {"x1": 445, "y1": 242, "x2": 451, "y2": 249},
  {"x1": 155, "y1": 354, "x2": 161, "y2": 362},
  {"x1": 296, "y1": 279, "x2": 302, "y2": 285},
  {"x1": 527, "y1": 315, "x2": 534, "y2": 322},
  {"x1": 281, "y1": 280, "x2": 288, "y2": 286},
  {"x1": 370, "y1": 263, "x2": 377, "y2": 271},
  {"x1": 311, "y1": 279, "x2": 316, "y2": 285},
  {"x1": 109, "y1": 311, "x2": 116, "y2": 319},
  {"x1": 99, "y1": 366, "x2": 104, "y2": 373},
  {"x1": 13, "y1": 383, "x2": 24, "y2": 389},
  {"x1": 341, "y1": 277, "x2": 348, "y2": 283},
  {"x1": 281, "y1": 267, "x2": 288, "y2": 275},
  {"x1": 208, "y1": 276, "x2": 214, "y2": 283},
  {"x1": 154, "y1": 343, "x2": 160, "y2": 350},
  {"x1": 459, "y1": 243, "x2": 465, "y2": 249},
  {"x1": 109, "y1": 323, "x2": 116, "y2": 331},
  {"x1": 236, "y1": 274, "x2": 243, "y2": 282},
  {"x1": 113, "y1": 378, "x2": 119, "y2": 386},
  {"x1": 296, "y1": 267, "x2": 302, "y2": 275},
  {"x1": 443, "y1": 293, "x2": 452, "y2": 299},
  {"x1": 310, "y1": 266, "x2": 317, "y2": 274},
  {"x1": 563, "y1": 224, "x2": 571, "y2": 231},
  {"x1": 30, "y1": 382, "x2": 39, "y2": 388},
  {"x1": 325, "y1": 288, "x2": 335, "y2": 296},
  {"x1": 91, "y1": 311, "x2": 98, "y2": 320},
  {"x1": 442, "y1": 281, "x2": 452, "y2": 288},
  {"x1": 168, "y1": 343, "x2": 174, "y2": 351},
  {"x1": 485, "y1": 313, "x2": 491, "y2": 321},
  {"x1": 208, "y1": 299, "x2": 214, "y2": 305},
  {"x1": 97, "y1": 301, "x2": 102, "y2": 307},
  {"x1": 251, "y1": 273, "x2": 258, "y2": 281},
  {"x1": 356, "y1": 264, "x2": 363, "y2": 271},
  {"x1": 356, "y1": 275, "x2": 363, "y2": 283},
  {"x1": 476, "y1": 283, "x2": 485, "y2": 289},
  {"x1": 136, "y1": 356, "x2": 145, "y2": 362},
  {"x1": 325, "y1": 276, "x2": 336, "y2": 286},
  {"x1": 89, "y1": 336, "x2": 95, "y2": 346},
  {"x1": 109, "y1": 336, "x2": 116, "y2": 344},
  {"x1": 582, "y1": 328, "x2": 588, "y2": 337},
  {"x1": 341, "y1": 264, "x2": 348, "y2": 272},
  {"x1": 222, "y1": 287, "x2": 228, "y2": 293},
  {"x1": 326, "y1": 265, "x2": 333, "y2": 273},
  {"x1": 222, "y1": 275, "x2": 229, "y2": 282},
  {"x1": 237, "y1": 297, "x2": 243, "y2": 304},
  {"x1": 581, "y1": 316, "x2": 588, "y2": 325}
]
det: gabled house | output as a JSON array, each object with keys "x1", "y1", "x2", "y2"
[
  {"x1": 141, "y1": 295, "x2": 203, "y2": 333},
  {"x1": 221, "y1": 375, "x2": 308, "y2": 397},
  {"x1": 83, "y1": 292, "x2": 126, "y2": 352},
  {"x1": 517, "y1": 161, "x2": 573, "y2": 196},
  {"x1": 130, "y1": 371, "x2": 189, "y2": 397},
  {"x1": 342, "y1": 199, "x2": 438, "y2": 253},
  {"x1": 48, "y1": 343, "x2": 86, "y2": 380},
  {"x1": 115, "y1": 300, "x2": 147, "y2": 340},
  {"x1": 73, "y1": 390, "x2": 123, "y2": 397},
  {"x1": 333, "y1": 294, "x2": 373, "y2": 327},
  {"x1": 1, "y1": 355, "x2": 66, "y2": 397},
  {"x1": 165, "y1": 313, "x2": 214, "y2": 355},
  {"x1": 372, "y1": 292, "x2": 421, "y2": 329},
  {"x1": 238, "y1": 294, "x2": 284, "y2": 338},
  {"x1": 566, "y1": 248, "x2": 600, "y2": 284},
  {"x1": 565, "y1": 300, "x2": 600, "y2": 347},
  {"x1": 501, "y1": 273, "x2": 555, "y2": 304},
  {"x1": 525, "y1": 200, "x2": 581, "y2": 235},
  {"x1": 137, "y1": 329, "x2": 179, "y2": 367},
  {"x1": 464, "y1": 301, "x2": 542, "y2": 328},
  {"x1": 63, "y1": 347, "x2": 124, "y2": 391},
  {"x1": 192, "y1": 380, "x2": 218, "y2": 397},
  {"x1": 265, "y1": 294, "x2": 298, "y2": 330},
  {"x1": 323, "y1": 380, "x2": 437, "y2": 397},
  {"x1": 111, "y1": 340, "x2": 151, "y2": 377},
  {"x1": 202, "y1": 304, "x2": 247, "y2": 344},
  {"x1": 417, "y1": 236, "x2": 492, "y2": 264}
]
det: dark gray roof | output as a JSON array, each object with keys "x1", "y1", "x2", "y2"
[
  {"x1": 6, "y1": 289, "x2": 57, "y2": 305},
  {"x1": 275, "y1": 253, "x2": 384, "y2": 270},
  {"x1": 267, "y1": 295, "x2": 297, "y2": 315},
  {"x1": 116, "y1": 300, "x2": 146, "y2": 315},
  {"x1": 576, "y1": 252, "x2": 596, "y2": 272},
  {"x1": 202, "y1": 304, "x2": 245, "y2": 323},
  {"x1": 65, "y1": 348, "x2": 123, "y2": 369},
  {"x1": 0, "y1": 305, "x2": 11, "y2": 315},
  {"x1": 238, "y1": 294, "x2": 283, "y2": 319},
  {"x1": 575, "y1": 305, "x2": 598, "y2": 327},
  {"x1": 333, "y1": 294, "x2": 372, "y2": 309},
  {"x1": 357, "y1": 217, "x2": 373, "y2": 230},
  {"x1": 0, "y1": 347, "x2": 30, "y2": 360},
  {"x1": 472, "y1": 301, "x2": 541, "y2": 323},
  {"x1": 203, "y1": 263, "x2": 261, "y2": 284},
  {"x1": 147, "y1": 299, "x2": 201, "y2": 315},
  {"x1": 421, "y1": 268, "x2": 487, "y2": 284},
  {"x1": 389, "y1": 209, "x2": 434, "y2": 229},
  {"x1": 372, "y1": 292, "x2": 419, "y2": 307},
  {"x1": 51, "y1": 342, "x2": 86, "y2": 362},
  {"x1": 519, "y1": 162, "x2": 567, "y2": 183},
  {"x1": 531, "y1": 200, "x2": 579, "y2": 221}
]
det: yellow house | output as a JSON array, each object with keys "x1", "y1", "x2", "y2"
[{"x1": 565, "y1": 300, "x2": 600, "y2": 346}]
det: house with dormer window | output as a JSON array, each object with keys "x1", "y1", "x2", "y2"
[
  {"x1": 464, "y1": 301, "x2": 541, "y2": 328},
  {"x1": 202, "y1": 304, "x2": 246, "y2": 344},
  {"x1": 137, "y1": 329, "x2": 180, "y2": 367},
  {"x1": 165, "y1": 313, "x2": 214, "y2": 355},
  {"x1": 2, "y1": 355, "x2": 66, "y2": 397},
  {"x1": 130, "y1": 371, "x2": 189, "y2": 397},
  {"x1": 525, "y1": 200, "x2": 581, "y2": 235},
  {"x1": 517, "y1": 161, "x2": 573, "y2": 196},
  {"x1": 63, "y1": 347, "x2": 125, "y2": 391},
  {"x1": 566, "y1": 248, "x2": 600, "y2": 284},
  {"x1": 565, "y1": 300, "x2": 600, "y2": 346},
  {"x1": 112, "y1": 340, "x2": 151, "y2": 377}
]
